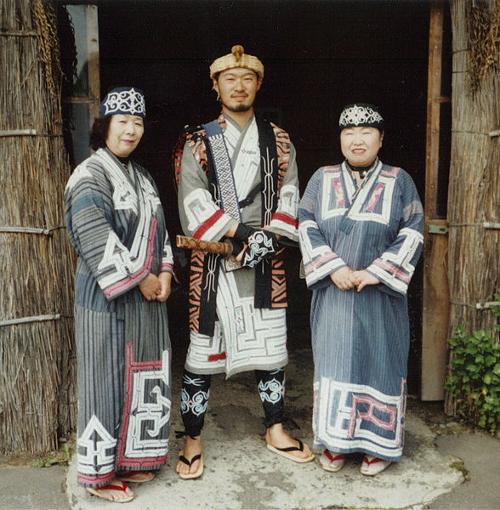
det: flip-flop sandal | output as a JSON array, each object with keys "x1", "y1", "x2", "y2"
[
  {"x1": 266, "y1": 438, "x2": 315, "y2": 463},
  {"x1": 87, "y1": 480, "x2": 134, "y2": 503},
  {"x1": 319, "y1": 450, "x2": 346, "y2": 472},
  {"x1": 117, "y1": 470, "x2": 155, "y2": 483},
  {"x1": 177, "y1": 451, "x2": 204, "y2": 480},
  {"x1": 360, "y1": 455, "x2": 392, "y2": 476}
]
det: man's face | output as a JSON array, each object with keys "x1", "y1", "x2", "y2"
[
  {"x1": 340, "y1": 127, "x2": 383, "y2": 167},
  {"x1": 213, "y1": 68, "x2": 262, "y2": 113}
]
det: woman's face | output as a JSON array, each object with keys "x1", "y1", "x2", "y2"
[
  {"x1": 105, "y1": 114, "x2": 144, "y2": 157},
  {"x1": 340, "y1": 127, "x2": 383, "y2": 167}
]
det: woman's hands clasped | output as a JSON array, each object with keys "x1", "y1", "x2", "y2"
[
  {"x1": 156, "y1": 272, "x2": 172, "y2": 302},
  {"x1": 138, "y1": 272, "x2": 172, "y2": 302},
  {"x1": 330, "y1": 267, "x2": 354, "y2": 291},
  {"x1": 330, "y1": 267, "x2": 380, "y2": 292}
]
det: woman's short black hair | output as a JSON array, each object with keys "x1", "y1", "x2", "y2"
[{"x1": 89, "y1": 116, "x2": 112, "y2": 150}]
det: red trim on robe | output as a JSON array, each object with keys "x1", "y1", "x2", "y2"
[
  {"x1": 77, "y1": 471, "x2": 115, "y2": 486},
  {"x1": 193, "y1": 209, "x2": 224, "y2": 240},
  {"x1": 271, "y1": 212, "x2": 298, "y2": 228},
  {"x1": 208, "y1": 352, "x2": 226, "y2": 362}
]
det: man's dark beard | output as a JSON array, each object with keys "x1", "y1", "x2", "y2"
[{"x1": 224, "y1": 103, "x2": 252, "y2": 113}]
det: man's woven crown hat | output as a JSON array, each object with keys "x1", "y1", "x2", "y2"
[
  {"x1": 339, "y1": 103, "x2": 384, "y2": 130},
  {"x1": 210, "y1": 45, "x2": 264, "y2": 79}
]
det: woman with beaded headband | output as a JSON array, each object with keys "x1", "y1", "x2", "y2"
[
  {"x1": 65, "y1": 87, "x2": 174, "y2": 502},
  {"x1": 298, "y1": 103, "x2": 423, "y2": 476}
]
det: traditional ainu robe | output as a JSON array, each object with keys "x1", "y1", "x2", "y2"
[
  {"x1": 177, "y1": 114, "x2": 299, "y2": 377},
  {"x1": 298, "y1": 160, "x2": 423, "y2": 461},
  {"x1": 65, "y1": 148, "x2": 173, "y2": 487}
]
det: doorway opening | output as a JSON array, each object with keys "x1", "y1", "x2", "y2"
[{"x1": 61, "y1": 0, "x2": 448, "y2": 396}]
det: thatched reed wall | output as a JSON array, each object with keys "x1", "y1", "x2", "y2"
[
  {"x1": 0, "y1": 0, "x2": 76, "y2": 453},
  {"x1": 446, "y1": 0, "x2": 499, "y2": 413}
]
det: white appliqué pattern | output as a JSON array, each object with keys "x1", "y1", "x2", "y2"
[
  {"x1": 181, "y1": 388, "x2": 210, "y2": 417},
  {"x1": 102, "y1": 87, "x2": 146, "y2": 116},
  {"x1": 339, "y1": 104, "x2": 383, "y2": 127},
  {"x1": 243, "y1": 230, "x2": 276, "y2": 267},
  {"x1": 77, "y1": 415, "x2": 117, "y2": 475},
  {"x1": 258, "y1": 371, "x2": 285, "y2": 405}
]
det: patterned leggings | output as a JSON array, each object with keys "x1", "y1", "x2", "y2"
[{"x1": 181, "y1": 367, "x2": 286, "y2": 437}]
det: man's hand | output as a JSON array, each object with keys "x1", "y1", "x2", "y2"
[
  {"x1": 139, "y1": 273, "x2": 161, "y2": 301},
  {"x1": 156, "y1": 272, "x2": 172, "y2": 302},
  {"x1": 350, "y1": 270, "x2": 380, "y2": 292},
  {"x1": 330, "y1": 266, "x2": 355, "y2": 290}
]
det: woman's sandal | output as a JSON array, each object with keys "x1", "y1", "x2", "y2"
[
  {"x1": 360, "y1": 455, "x2": 392, "y2": 476},
  {"x1": 86, "y1": 480, "x2": 135, "y2": 503},
  {"x1": 117, "y1": 470, "x2": 155, "y2": 483},
  {"x1": 318, "y1": 450, "x2": 346, "y2": 472},
  {"x1": 177, "y1": 450, "x2": 204, "y2": 480},
  {"x1": 266, "y1": 438, "x2": 315, "y2": 463}
]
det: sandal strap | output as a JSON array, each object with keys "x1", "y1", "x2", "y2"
[
  {"x1": 324, "y1": 450, "x2": 345, "y2": 462},
  {"x1": 363, "y1": 456, "x2": 384, "y2": 465},
  {"x1": 179, "y1": 453, "x2": 201, "y2": 466},
  {"x1": 273, "y1": 438, "x2": 304, "y2": 453},
  {"x1": 94, "y1": 482, "x2": 128, "y2": 492}
]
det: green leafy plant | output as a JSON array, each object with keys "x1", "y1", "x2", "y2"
[
  {"x1": 32, "y1": 442, "x2": 73, "y2": 468},
  {"x1": 445, "y1": 296, "x2": 500, "y2": 434}
]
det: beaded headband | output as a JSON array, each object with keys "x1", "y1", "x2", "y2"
[{"x1": 339, "y1": 103, "x2": 384, "y2": 129}]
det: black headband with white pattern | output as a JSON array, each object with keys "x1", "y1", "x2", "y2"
[
  {"x1": 339, "y1": 103, "x2": 384, "y2": 130},
  {"x1": 99, "y1": 87, "x2": 146, "y2": 118}
]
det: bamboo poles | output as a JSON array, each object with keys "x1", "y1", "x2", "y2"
[
  {"x1": 0, "y1": 0, "x2": 76, "y2": 453},
  {"x1": 446, "y1": 0, "x2": 499, "y2": 414}
]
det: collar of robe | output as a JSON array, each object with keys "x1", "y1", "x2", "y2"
[
  {"x1": 346, "y1": 159, "x2": 378, "y2": 179},
  {"x1": 104, "y1": 147, "x2": 130, "y2": 168},
  {"x1": 116, "y1": 155, "x2": 130, "y2": 167}
]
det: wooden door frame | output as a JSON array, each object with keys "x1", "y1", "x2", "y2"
[{"x1": 421, "y1": 1, "x2": 450, "y2": 401}]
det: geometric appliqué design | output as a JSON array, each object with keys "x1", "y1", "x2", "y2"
[
  {"x1": 117, "y1": 344, "x2": 171, "y2": 468},
  {"x1": 77, "y1": 415, "x2": 117, "y2": 475},
  {"x1": 315, "y1": 378, "x2": 406, "y2": 459}
]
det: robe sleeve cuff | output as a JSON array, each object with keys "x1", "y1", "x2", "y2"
[
  {"x1": 304, "y1": 251, "x2": 347, "y2": 288},
  {"x1": 98, "y1": 218, "x2": 158, "y2": 300},
  {"x1": 192, "y1": 210, "x2": 235, "y2": 242},
  {"x1": 366, "y1": 260, "x2": 410, "y2": 296},
  {"x1": 268, "y1": 212, "x2": 299, "y2": 242},
  {"x1": 160, "y1": 261, "x2": 174, "y2": 274},
  {"x1": 101, "y1": 268, "x2": 150, "y2": 301}
]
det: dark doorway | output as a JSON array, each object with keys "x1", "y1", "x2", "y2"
[{"x1": 71, "y1": 0, "x2": 431, "y2": 394}]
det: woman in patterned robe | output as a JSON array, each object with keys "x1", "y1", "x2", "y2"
[
  {"x1": 298, "y1": 104, "x2": 423, "y2": 476},
  {"x1": 64, "y1": 88, "x2": 173, "y2": 502}
]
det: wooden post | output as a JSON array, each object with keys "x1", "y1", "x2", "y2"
[
  {"x1": 445, "y1": 0, "x2": 499, "y2": 414},
  {"x1": 421, "y1": 1, "x2": 450, "y2": 401},
  {"x1": 86, "y1": 5, "x2": 100, "y2": 122},
  {"x1": 62, "y1": 4, "x2": 100, "y2": 164}
]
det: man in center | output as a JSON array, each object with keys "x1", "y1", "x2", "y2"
[{"x1": 175, "y1": 45, "x2": 313, "y2": 479}]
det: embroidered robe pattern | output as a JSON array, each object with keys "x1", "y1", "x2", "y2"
[{"x1": 177, "y1": 115, "x2": 299, "y2": 376}]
